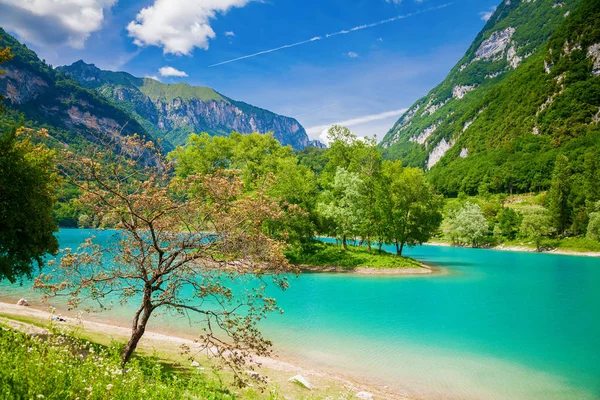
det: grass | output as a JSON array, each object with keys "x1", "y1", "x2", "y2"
[
  {"x1": 140, "y1": 79, "x2": 226, "y2": 103},
  {"x1": 0, "y1": 312, "x2": 353, "y2": 400},
  {"x1": 285, "y1": 242, "x2": 423, "y2": 270},
  {"x1": 0, "y1": 323, "x2": 237, "y2": 400}
]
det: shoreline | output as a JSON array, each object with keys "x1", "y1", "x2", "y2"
[
  {"x1": 0, "y1": 299, "x2": 411, "y2": 400},
  {"x1": 297, "y1": 263, "x2": 437, "y2": 276},
  {"x1": 425, "y1": 241, "x2": 600, "y2": 258}
]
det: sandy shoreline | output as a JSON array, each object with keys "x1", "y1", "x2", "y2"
[
  {"x1": 0, "y1": 299, "x2": 411, "y2": 400},
  {"x1": 298, "y1": 264, "x2": 436, "y2": 275},
  {"x1": 425, "y1": 241, "x2": 600, "y2": 257}
]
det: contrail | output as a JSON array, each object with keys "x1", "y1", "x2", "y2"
[{"x1": 209, "y1": 3, "x2": 452, "y2": 67}]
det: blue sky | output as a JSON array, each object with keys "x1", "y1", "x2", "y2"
[{"x1": 0, "y1": 0, "x2": 500, "y2": 142}]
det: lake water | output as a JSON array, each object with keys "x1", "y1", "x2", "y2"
[{"x1": 1, "y1": 229, "x2": 599, "y2": 400}]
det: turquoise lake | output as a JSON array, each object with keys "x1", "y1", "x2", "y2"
[{"x1": 1, "y1": 229, "x2": 599, "y2": 400}]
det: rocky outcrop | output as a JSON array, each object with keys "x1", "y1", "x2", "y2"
[
  {"x1": 59, "y1": 61, "x2": 311, "y2": 150},
  {"x1": 588, "y1": 43, "x2": 600, "y2": 76},
  {"x1": 452, "y1": 85, "x2": 476, "y2": 99},
  {"x1": 474, "y1": 27, "x2": 516, "y2": 62},
  {"x1": 427, "y1": 138, "x2": 455, "y2": 170},
  {"x1": 0, "y1": 67, "x2": 49, "y2": 104},
  {"x1": 410, "y1": 121, "x2": 441, "y2": 145}
]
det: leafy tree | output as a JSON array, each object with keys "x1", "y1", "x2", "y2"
[
  {"x1": 497, "y1": 207, "x2": 523, "y2": 240},
  {"x1": 317, "y1": 167, "x2": 364, "y2": 249},
  {"x1": 0, "y1": 47, "x2": 59, "y2": 282},
  {"x1": 547, "y1": 154, "x2": 572, "y2": 235},
  {"x1": 450, "y1": 202, "x2": 489, "y2": 247},
  {"x1": 36, "y1": 136, "x2": 293, "y2": 385},
  {"x1": 587, "y1": 212, "x2": 600, "y2": 242},
  {"x1": 382, "y1": 161, "x2": 443, "y2": 255},
  {"x1": 520, "y1": 207, "x2": 553, "y2": 251}
]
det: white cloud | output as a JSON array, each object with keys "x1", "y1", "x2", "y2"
[
  {"x1": 480, "y1": 6, "x2": 497, "y2": 21},
  {"x1": 0, "y1": 0, "x2": 115, "y2": 48},
  {"x1": 159, "y1": 66, "x2": 188, "y2": 77},
  {"x1": 145, "y1": 75, "x2": 161, "y2": 82},
  {"x1": 386, "y1": 0, "x2": 402, "y2": 4},
  {"x1": 127, "y1": 0, "x2": 251, "y2": 55},
  {"x1": 377, "y1": 37, "x2": 383, "y2": 42},
  {"x1": 225, "y1": 31, "x2": 236, "y2": 37},
  {"x1": 347, "y1": 52, "x2": 359, "y2": 58},
  {"x1": 306, "y1": 108, "x2": 407, "y2": 143}
]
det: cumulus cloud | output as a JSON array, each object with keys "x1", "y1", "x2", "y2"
[
  {"x1": 127, "y1": 0, "x2": 251, "y2": 55},
  {"x1": 225, "y1": 31, "x2": 236, "y2": 37},
  {"x1": 159, "y1": 66, "x2": 188, "y2": 77},
  {"x1": 0, "y1": 0, "x2": 115, "y2": 48},
  {"x1": 480, "y1": 6, "x2": 497, "y2": 21},
  {"x1": 347, "y1": 52, "x2": 359, "y2": 58}
]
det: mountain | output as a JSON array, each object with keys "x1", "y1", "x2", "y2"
[
  {"x1": 0, "y1": 28, "x2": 157, "y2": 154},
  {"x1": 380, "y1": 0, "x2": 600, "y2": 196},
  {"x1": 57, "y1": 61, "x2": 311, "y2": 150}
]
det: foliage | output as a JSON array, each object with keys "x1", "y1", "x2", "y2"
[
  {"x1": 447, "y1": 202, "x2": 489, "y2": 247},
  {"x1": 381, "y1": 0, "x2": 600, "y2": 198},
  {"x1": 35, "y1": 135, "x2": 294, "y2": 386},
  {"x1": 497, "y1": 207, "x2": 523, "y2": 240},
  {"x1": 170, "y1": 132, "x2": 318, "y2": 246},
  {"x1": 547, "y1": 154, "x2": 572, "y2": 235},
  {"x1": 520, "y1": 207, "x2": 554, "y2": 251},
  {"x1": 317, "y1": 167, "x2": 365, "y2": 249},
  {"x1": 381, "y1": 161, "x2": 443, "y2": 255},
  {"x1": 285, "y1": 242, "x2": 422, "y2": 270},
  {"x1": 587, "y1": 212, "x2": 600, "y2": 241},
  {"x1": 0, "y1": 325, "x2": 234, "y2": 400},
  {"x1": 0, "y1": 126, "x2": 59, "y2": 283}
]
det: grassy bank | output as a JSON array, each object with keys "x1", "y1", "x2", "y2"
[
  {"x1": 0, "y1": 323, "x2": 233, "y2": 400},
  {"x1": 285, "y1": 242, "x2": 424, "y2": 271}
]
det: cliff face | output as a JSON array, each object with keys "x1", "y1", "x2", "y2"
[
  {"x1": 59, "y1": 61, "x2": 311, "y2": 150},
  {"x1": 0, "y1": 28, "x2": 155, "y2": 157},
  {"x1": 380, "y1": 0, "x2": 600, "y2": 195}
]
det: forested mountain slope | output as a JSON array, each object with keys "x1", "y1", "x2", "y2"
[
  {"x1": 380, "y1": 0, "x2": 600, "y2": 196},
  {"x1": 58, "y1": 61, "x2": 311, "y2": 150},
  {"x1": 0, "y1": 28, "x2": 155, "y2": 153}
]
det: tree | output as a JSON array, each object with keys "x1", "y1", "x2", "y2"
[
  {"x1": 35, "y1": 136, "x2": 294, "y2": 386},
  {"x1": 317, "y1": 167, "x2": 364, "y2": 249},
  {"x1": 450, "y1": 202, "x2": 489, "y2": 247},
  {"x1": 547, "y1": 154, "x2": 572, "y2": 235},
  {"x1": 520, "y1": 207, "x2": 553, "y2": 251},
  {"x1": 170, "y1": 132, "x2": 318, "y2": 247},
  {"x1": 497, "y1": 207, "x2": 523, "y2": 240},
  {"x1": 382, "y1": 162, "x2": 443, "y2": 255},
  {"x1": 587, "y1": 212, "x2": 600, "y2": 241},
  {"x1": 0, "y1": 126, "x2": 59, "y2": 281}
]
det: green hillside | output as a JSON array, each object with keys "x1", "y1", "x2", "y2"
[
  {"x1": 0, "y1": 29, "x2": 154, "y2": 151},
  {"x1": 380, "y1": 0, "x2": 600, "y2": 196}
]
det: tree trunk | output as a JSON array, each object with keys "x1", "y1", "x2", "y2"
[
  {"x1": 122, "y1": 296, "x2": 153, "y2": 365},
  {"x1": 342, "y1": 235, "x2": 347, "y2": 250},
  {"x1": 395, "y1": 241, "x2": 400, "y2": 255},
  {"x1": 367, "y1": 237, "x2": 372, "y2": 253},
  {"x1": 398, "y1": 241, "x2": 405, "y2": 256}
]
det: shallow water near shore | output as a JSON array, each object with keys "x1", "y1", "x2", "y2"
[{"x1": 2, "y1": 229, "x2": 600, "y2": 400}]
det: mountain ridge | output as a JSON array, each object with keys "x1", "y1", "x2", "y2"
[
  {"x1": 58, "y1": 61, "x2": 312, "y2": 150},
  {"x1": 380, "y1": 0, "x2": 600, "y2": 195}
]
